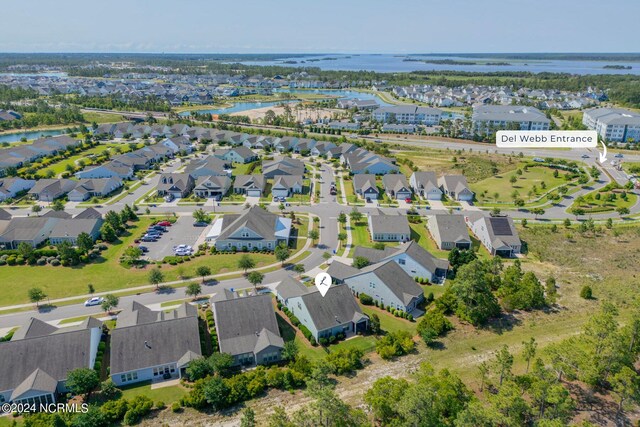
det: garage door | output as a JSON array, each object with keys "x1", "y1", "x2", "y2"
[{"x1": 247, "y1": 189, "x2": 261, "y2": 197}]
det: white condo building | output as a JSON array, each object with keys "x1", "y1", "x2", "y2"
[
  {"x1": 582, "y1": 107, "x2": 640, "y2": 143},
  {"x1": 472, "y1": 105, "x2": 550, "y2": 135}
]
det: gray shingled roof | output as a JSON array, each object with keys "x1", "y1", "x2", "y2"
[
  {"x1": 217, "y1": 206, "x2": 282, "y2": 241},
  {"x1": 233, "y1": 174, "x2": 265, "y2": 191},
  {"x1": 212, "y1": 294, "x2": 283, "y2": 356},
  {"x1": 355, "y1": 260, "x2": 423, "y2": 306},
  {"x1": 326, "y1": 261, "x2": 360, "y2": 281},
  {"x1": 11, "y1": 369, "x2": 58, "y2": 401},
  {"x1": 0, "y1": 320, "x2": 101, "y2": 397},
  {"x1": 275, "y1": 276, "x2": 309, "y2": 300},
  {"x1": 352, "y1": 174, "x2": 378, "y2": 194},
  {"x1": 298, "y1": 284, "x2": 367, "y2": 332},
  {"x1": 369, "y1": 213, "x2": 410, "y2": 235},
  {"x1": 353, "y1": 246, "x2": 398, "y2": 264},
  {"x1": 429, "y1": 214, "x2": 471, "y2": 244},
  {"x1": 110, "y1": 316, "x2": 201, "y2": 374}
]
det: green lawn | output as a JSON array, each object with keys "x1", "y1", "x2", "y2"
[
  {"x1": 361, "y1": 305, "x2": 417, "y2": 335},
  {"x1": 120, "y1": 381, "x2": 188, "y2": 404},
  {"x1": 82, "y1": 111, "x2": 124, "y2": 124},
  {"x1": 0, "y1": 218, "x2": 276, "y2": 306},
  {"x1": 409, "y1": 222, "x2": 450, "y2": 259},
  {"x1": 471, "y1": 164, "x2": 571, "y2": 204},
  {"x1": 232, "y1": 160, "x2": 260, "y2": 175},
  {"x1": 570, "y1": 188, "x2": 637, "y2": 213},
  {"x1": 34, "y1": 143, "x2": 138, "y2": 178}
]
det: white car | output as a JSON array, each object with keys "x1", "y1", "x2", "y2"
[
  {"x1": 173, "y1": 244, "x2": 192, "y2": 251},
  {"x1": 175, "y1": 249, "x2": 192, "y2": 256},
  {"x1": 84, "y1": 297, "x2": 104, "y2": 307}
]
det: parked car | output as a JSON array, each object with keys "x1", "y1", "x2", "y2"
[
  {"x1": 366, "y1": 197, "x2": 372, "y2": 203},
  {"x1": 138, "y1": 245, "x2": 149, "y2": 253},
  {"x1": 151, "y1": 225, "x2": 167, "y2": 231},
  {"x1": 84, "y1": 297, "x2": 104, "y2": 307},
  {"x1": 193, "y1": 221, "x2": 208, "y2": 227},
  {"x1": 164, "y1": 194, "x2": 174, "y2": 202},
  {"x1": 615, "y1": 153, "x2": 624, "y2": 158},
  {"x1": 174, "y1": 244, "x2": 192, "y2": 251},
  {"x1": 581, "y1": 154, "x2": 590, "y2": 159},
  {"x1": 156, "y1": 221, "x2": 172, "y2": 227},
  {"x1": 175, "y1": 249, "x2": 191, "y2": 256},
  {"x1": 140, "y1": 235, "x2": 157, "y2": 242},
  {"x1": 405, "y1": 198, "x2": 412, "y2": 203}
]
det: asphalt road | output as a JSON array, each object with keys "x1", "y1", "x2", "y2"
[{"x1": 2, "y1": 138, "x2": 639, "y2": 329}]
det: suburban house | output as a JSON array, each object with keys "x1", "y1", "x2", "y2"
[
  {"x1": 0, "y1": 209, "x2": 103, "y2": 249},
  {"x1": 410, "y1": 172, "x2": 442, "y2": 200},
  {"x1": 213, "y1": 147, "x2": 258, "y2": 164},
  {"x1": 368, "y1": 211, "x2": 411, "y2": 242},
  {"x1": 310, "y1": 141, "x2": 337, "y2": 157},
  {"x1": 0, "y1": 317, "x2": 102, "y2": 405},
  {"x1": 343, "y1": 260, "x2": 425, "y2": 313},
  {"x1": 0, "y1": 109, "x2": 21, "y2": 121},
  {"x1": 427, "y1": 214, "x2": 472, "y2": 250},
  {"x1": 161, "y1": 136, "x2": 193, "y2": 154},
  {"x1": 382, "y1": 174, "x2": 412, "y2": 200},
  {"x1": 0, "y1": 217, "x2": 58, "y2": 249},
  {"x1": 272, "y1": 175, "x2": 303, "y2": 198},
  {"x1": 206, "y1": 205, "x2": 292, "y2": 250},
  {"x1": 110, "y1": 302, "x2": 202, "y2": 387},
  {"x1": 184, "y1": 156, "x2": 229, "y2": 178},
  {"x1": 275, "y1": 278, "x2": 369, "y2": 341},
  {"x1": 352, "y1": 174, "x2": 380, "y2": 200},
  {"x1": 75, "y1": 162, "x2": 135, "y2": 180},
  {"x1": 465, "y1": 213, "x2": 521, "y2": 257},
  {"x1": 372, "y1": 106, "x2": 442, "y2": 125},
  {"x1": 28, "y1": 179, "x2": 76, "y2": 201},
  {"x1": 262, "y1": 157, "x2": 305, "y2": 178},
  {"x1": 193, "y1": 175, "x2": 231, "y2": 199},
  {"x1": 233, "y1": 175, "x2": 265, "y2": 197},
  {"x1": 438, "y1": 175, "x2": 474, "y2": 201},
  {"x1": 472, "y1": 105, "x2": 550, "y2": 134},
  {"x1": 582, "y1": 107, "x2": 640, "y2": 143},
  {"x1": 48, "y1": 218, "x2": 104, "y2": 245},
  {"x1": 353, "y1": 241, "x2": 449, "y2": 283},
  {"x1": 0, "y1": 178, "x2": 36, "y2": 202},
  {"x1": 341, "y1": 148, "x2": 399, "y2": 175},
  {"x1": 67, "y1": 178, "x2": 123, "y2": 202},
  {"x1": 211, "y1": 293, "x2": 284, "y2": 366},
  {"x1": 156, "y1": 173, "x2": 195, "y2": 199}
]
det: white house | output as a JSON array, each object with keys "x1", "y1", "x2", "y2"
[{"x1": 410, "y1": 172, "x2": 442, "y2": 200}]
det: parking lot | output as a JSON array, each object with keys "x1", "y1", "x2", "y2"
[{"x1": 141, "y1": 216, "x2": 209, "y2": 261}]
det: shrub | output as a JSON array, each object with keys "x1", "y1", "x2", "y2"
[
  {"x1": 319, "y1": 337, "x2": 328, "y2": 346},
  {"x1": 580, "y1": 285, "x2": 593, "y2": 299},
  {"x1": 358, "y1": 293, "x2": 373, "y2": 305},
  {"x1": 171, "y1": 402, "x2": 182, "y2": 413},
  {"x1": 50, "y1": 259, "x2": 61, "y2": 266},
  {"x1": 155, "y1": 401, "x2": 165, "y2": 410}
]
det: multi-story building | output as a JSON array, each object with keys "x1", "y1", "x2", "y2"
[
  {"x1": 372, "y1": 106, "x2": 442, "y2": 125},
  {"x1": 472, "y1": 105, "x2": 550, "y2": 135},
  {"x1": 582, "y1": 107, "x2": 640, "y2": 143}
]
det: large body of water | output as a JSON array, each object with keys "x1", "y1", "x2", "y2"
[
  {"x1": 178, "y1": 89, "x2": 391, "y2": 116},
  {"x1": 238, "y1": 54, "x2": 640, "y2": 75},
  {"x1": 0, "y1": 129, "x2": 66, "y2": 144}
]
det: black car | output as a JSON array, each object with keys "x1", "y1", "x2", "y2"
[
  {"x1": 140, "y1": 236, "x2": 157, "y2": 242},
  {"x1": 138, "y1": 246, "x2": 149, "y2": 253},
  {"x1": 193, "y1": 221, "x2": 208, "y2": 227}
]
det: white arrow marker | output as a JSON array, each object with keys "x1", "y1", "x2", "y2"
[
  {"x1": 598, "y1": 140, "x2": 607, "y2": 163},
  {"x1": 314, "y1": 272, "x2": 332, "y2": 297}
]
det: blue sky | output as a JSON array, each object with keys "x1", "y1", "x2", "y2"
[{"x1": 1, "y1": 0, "x2": 638, "y2": 53}]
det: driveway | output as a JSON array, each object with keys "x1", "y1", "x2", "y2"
[
  {"x1": 143, "y1": 216, "x2": 208, "y2": 261},
  {"x1": 428, "y1": 200, "x2": 446, "y2": 210}
]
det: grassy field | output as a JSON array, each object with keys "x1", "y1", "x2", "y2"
[
  {"x1": 570, "y1": 187, "x2": 638, "y2": 213},
  {"x1": 232, "y1": 160, "x2": 260, "y2": 175},
  {"x1": 0, "y1": 218, "x2": 276, "y2": 306},
  {"x1": 471, "y1": 164, "x2": 571, "y2": 204},
  {"x1": 34, "y1": 143, "x2": 138, "y2": 177},
  {"x1": 394, "y1": 147, "x2": 521, "y2": 183},
  {"x1": 82, "y1": 111, "x2": 125, "y2": 124},
  {"x1": 622, "y1": 161, "x2": 640, "y2": 175},
  {"x1": 409, "y1": 221, "x2": 450, "y2": 258}
]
